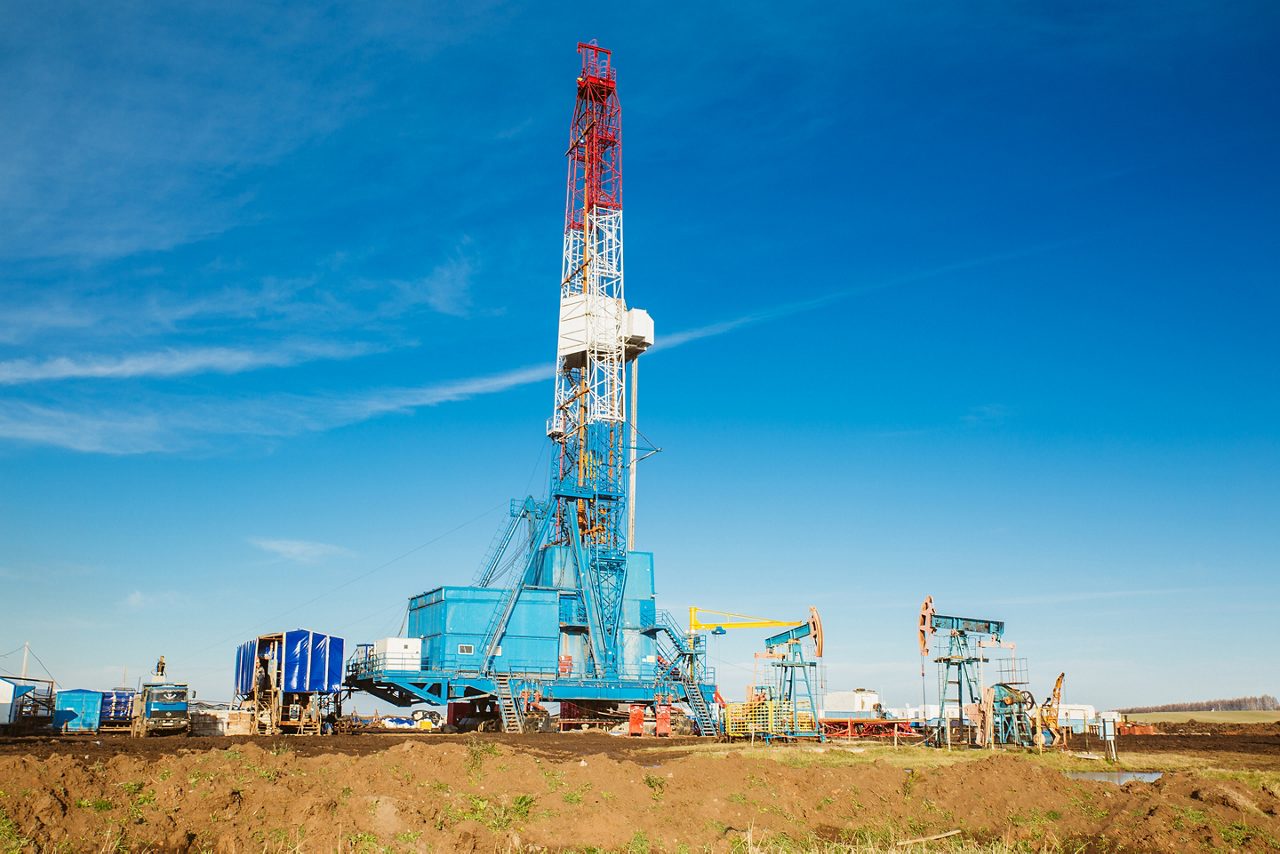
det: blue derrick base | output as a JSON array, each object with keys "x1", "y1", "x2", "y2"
[{"x1": 347, "y1": 548, "x2": 716, "y2": 709}]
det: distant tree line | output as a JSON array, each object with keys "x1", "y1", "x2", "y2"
[{"x1": 1118, "y1": 695, "x2": 1279, "y2": 713}]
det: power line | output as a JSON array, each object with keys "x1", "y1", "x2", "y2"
[
  {"x1": 26, "y1": 646, "x2": 58, "y2": 687},
  {"x1": 0, "y1": 645, "x2": 25, "y2": 659},
  {"x1": 193, "y1": 501, "x2": 506, "y2": 656}
]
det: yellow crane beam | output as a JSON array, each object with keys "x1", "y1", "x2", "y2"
[{"x1": 688, "y1": 606, "x2": 803, "y2": 634}]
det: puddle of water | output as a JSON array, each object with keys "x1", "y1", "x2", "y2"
[{"x1": 1064, "y1": 771, "x2": 1163, "y2": 785}]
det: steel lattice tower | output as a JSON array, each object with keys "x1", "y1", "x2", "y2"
[{"x1": 548, "y1": 42, "x2": 650, "y2": 677}]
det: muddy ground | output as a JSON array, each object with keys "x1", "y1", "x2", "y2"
[{"x1": 1, "y1": 728, "x2": 1278, "y2": 852}]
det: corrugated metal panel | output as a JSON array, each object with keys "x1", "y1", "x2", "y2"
[{"x1": 234, "y1": 639, "x2": 259, "y2": 698}]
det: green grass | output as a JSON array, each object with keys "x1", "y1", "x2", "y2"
[
  {"x1": 642, "y1": 773, "x2": 666, "y2": 799},
  {"x1": 717, "y1": 831, "x2": 1048, "y2": 852},
  {"x1": 1125, "y1": 710, "x2": 1278, "y2": 724},
  {"x1": 464, "y1": 737, "x2": 499, "y2": 776},
  {"x1": 347, "y1": 831, "x2": 381, "y2": 853},
  {"x1": 0, "y1": 805, "x2": 33, "y2": 854},
  {"x1": 668, "y1": 738, "x2": 1275, "y2": 787},
  {"x1": 451, "y1": 793, "x2": 536, "y2": 831},
  {"x1": 75, "y1": 797, "x2": 115, "y2": 812}
]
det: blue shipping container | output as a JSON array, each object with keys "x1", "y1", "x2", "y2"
[{"x1": 55, "y1": 689, "x2": 103, "y2": 733}]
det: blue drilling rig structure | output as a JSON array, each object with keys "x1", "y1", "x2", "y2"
[{"x1": 345, "y1": 42, "x2": 719, "y2": 735}]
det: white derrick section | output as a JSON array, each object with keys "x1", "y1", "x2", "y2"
[
  {"x1": 550, "y1": 208, "x2": 626, "y2": 436},
  {"x1": 585, "y1": 208, "x2": 625, "y2": 423}
]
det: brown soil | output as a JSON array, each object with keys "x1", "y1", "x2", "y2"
[
  {"x1": 1154, "y1": 720, "x2": 1280, "y2": 738},
  {"x1": 1, "y1": 733, "x2": 1278, "y2": 852}
]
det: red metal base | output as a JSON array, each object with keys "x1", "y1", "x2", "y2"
[{"x1": 821, "y1": 718, "x2": 918, "y2": 739}]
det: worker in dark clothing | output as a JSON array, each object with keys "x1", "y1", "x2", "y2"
[
  {"x1": 155, "y1": 656, "x2": 166, "y2": 677},
  {"x1": 255, "y1": 655, "x2": 273, "y2": 696}
]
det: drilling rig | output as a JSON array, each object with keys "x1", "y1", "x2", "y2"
[{"x1": 346, "y1": 42, "x2": 719, "y2": 735}]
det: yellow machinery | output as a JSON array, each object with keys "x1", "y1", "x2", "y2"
[
  {"x1": 1039, "y1": 672, "x2": 1066, "y2": 748},
  {"x1": 697, "y1": 606, "x2": 825, "y2": 741},
  {"x1": 688, "y1": 607, "x2": 805, "y2": 635}
]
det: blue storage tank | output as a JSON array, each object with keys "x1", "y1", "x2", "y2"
[{"x1": 55, "y1": 689, "x2": 103, "y2": 733}]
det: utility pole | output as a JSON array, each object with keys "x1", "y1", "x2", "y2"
[{"x1": 20, "y1": 641, "x2": 29, "y2": 678}]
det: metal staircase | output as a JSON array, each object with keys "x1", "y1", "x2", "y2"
[
  {"x1": 655, "y1": 610, "x2": 692, "y2": 655},
  {"x1": 480, "y1": 582, "x2": 524, "y2": 672},
  {"x1": 679, "y1": 672, "x2": 718, "y2": 736},
  {"x1": 493, "y1": 674, "x2": 524, "y2": 733},
  {"x1": 647, "y1": 610, "x2": 719, "y2": 736}
]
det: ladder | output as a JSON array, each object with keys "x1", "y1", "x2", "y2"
[{"x1": 493, "y1": 674, "x2": 524, "y2": 733}]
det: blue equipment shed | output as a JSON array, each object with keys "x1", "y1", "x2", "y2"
[
  {"x1": 55, "y1": 689, "x2": 103, "y2": 733},
  {"x1": 235, "y1": 630, "x2": 344, "y2": 697},
  {"x1": 235, "y1": 629, "x2": 345, "y2": 735}
]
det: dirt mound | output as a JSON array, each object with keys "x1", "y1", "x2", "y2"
[
  {"x1": 1, "y1": 738, "x2": 1278, "y2": 852},
  {"x1": 1155, "y1": 720, "x2": 1280, "y2": 737}
]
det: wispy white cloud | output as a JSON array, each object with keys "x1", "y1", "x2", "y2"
[
  {"x1": 0, "y1": 241, "x2": 1078, "y2": 454},
  {"x1": 0, "y1": 362, "x2": 555, "y2": 453},
  {"x1": 0, "y1": 341, "x2": 381, "y2": 385},
  {"x1": 0, "y1": 7, "x2": 485, "y2": 264},
  {"x1": 122, "y1": 590, "x2": 188, "y2": 610},
  {"x1": 656, "y1": 239, "x2": 1085, "y2": 355},
  {"x1": 962, "y1": 403, "x2": 1011, "y2": 426},
  {"x1": 393, "y1": 255, "x2": 475, "y2": 318},
  {"x1": 250, "y1": 538, "x2": 354, "y2": 564},
  {"x1": 0, "y1": 251, "x2": 479, "y2": 347},
  {"x1": 0, "y1": 403, "x2": 170, "y2": 454}
]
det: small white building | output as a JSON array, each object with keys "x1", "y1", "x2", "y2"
[
  {"x1": 0, "y1": 677, "x2": 35, "y2": 727},
  {"x1": 1056, "y1": 703, "x2": 1097, "y2": 732},
  {"x1": 822, "y1": 687, "x2": 881, "y2": 719}
]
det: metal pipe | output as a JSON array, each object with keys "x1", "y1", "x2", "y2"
[{"x1": 627, "y1": 357, "x2": 639, "y2": 547}]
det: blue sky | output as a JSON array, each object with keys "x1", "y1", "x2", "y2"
[{"x1": 2, "y1": 2, "x2": 1277, "y2": 710}]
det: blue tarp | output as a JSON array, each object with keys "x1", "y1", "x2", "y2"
[
  {"x1": 234, "y1": 639, "x2": 257, "y2": 697},
  {"x1": 99, "y1": 691, "x2": 135, "y2": 723},
  {"x1": 235, "y1": 630, "x2": 345, "y2": 697}
]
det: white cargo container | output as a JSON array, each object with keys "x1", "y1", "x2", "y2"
[
  {"x1": 374, "y1": 637, "x2": 422, "y2": 671},
  {"x1": 822, "y1": 687, "x2": 881, "y2": 718}
]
